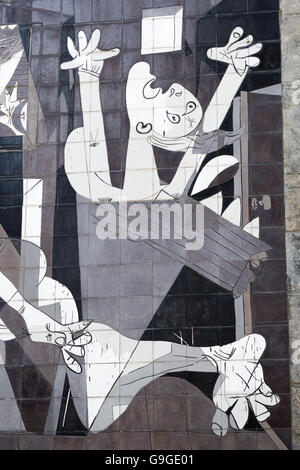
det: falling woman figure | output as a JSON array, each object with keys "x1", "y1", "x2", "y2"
[
  {"x1": 0, "y1": 250, "x2": 280, "y2": 436},
  {"x1": 61, "y1": 26, "x2": 262, "y2": 202},
  {"x1": 55, "y1": 26, "x2": 280, "y2": 435}
]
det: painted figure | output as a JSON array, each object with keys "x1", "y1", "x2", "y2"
[
  {"x1": 62, "y1": 27, "x2": 262, "y2": 202},
  {"x1": 0, "y1": 246, "x2": 280, "y2": 435},
  {"x1": 0, "y1": 21, "x2": 281, "y2": 439}
]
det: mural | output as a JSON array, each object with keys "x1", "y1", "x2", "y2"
[{"x1": 0, "y1": 0, "x2": 290, "y2": 450}]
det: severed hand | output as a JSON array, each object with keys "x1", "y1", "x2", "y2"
[
  {"x1": 207, "y1": 27, "x2": 262, "y2": 76},
  {"x1": 61, "y1": 29, "x2": 120, "y2": 77},
  {"x1": 202, "y1": 334, "x2": 280, "y2": 436}
]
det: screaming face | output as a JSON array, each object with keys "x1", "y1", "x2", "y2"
[
  {"x1": 152, "y1": 83, "x2": 203, "y2": 138},
  {"x1": 127, "y1": 62, "x2": 203, "y2": 139}
]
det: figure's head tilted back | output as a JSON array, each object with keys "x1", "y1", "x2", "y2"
[{"x1": 126, "y1": 62, "x2": 202, "y2": 140}]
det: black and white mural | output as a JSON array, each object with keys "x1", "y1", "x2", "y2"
[{"x1": 0, "y1": 0, "x2": 290, "y2": 450}]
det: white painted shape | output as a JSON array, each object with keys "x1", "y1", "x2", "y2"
[
  {"x1": 0, "y1": 320, "x2": 15, "y2": 341},
  {"x1": 192, "y1": 155, "x2": 238, "y2": 195},
  {"x1": 141, "y1": 6, "x2": 183, "y2": 55},
  {"x1": 0, "y1": 47, "x2": 23, "y2": 96},
  {"x1": 113, "y1": 404, "x2": 127, "y2": 421},
  {"x1": 222, "y1": 198, "x2": 241, "y2": 226},
  {"x1": 85, "y1": 327, "x2": 137, "y2": 427},
  {"x1": 201, "y1": 191, "x2": 223, "y2": 215},
  {"x1": 124, "y1": 340, "x2": 171, "y2": 375},
  {"x1": 251, "y1": 84, "x2": 282, "y2": 96},
  {"x1": 243, "y1": 217, "x2": 260, "y2": 238},
  {"x1": 38, "y1": 276, "x2": 79, "y2": 325},
  {"x1": 21, "y1": 179, "x2": 43, "y2": 247}
]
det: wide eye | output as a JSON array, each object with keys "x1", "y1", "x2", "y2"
[
  {"x1": 183, "y1": 101, "x2": 197, "y2": 116},
  {"x1": 166, "y1": 110, "x2": 181, "y2": 124}
]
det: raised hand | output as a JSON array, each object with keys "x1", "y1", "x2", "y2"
[
  {"x1": 202, "y1": 334, "x2": 280, "y2": 436},
  {"x1": 207, "y1": 27, "x2": 262, "y2": 76},
  {"x1": 61, "y1": 29, "x2": 120, "y2": 77}
]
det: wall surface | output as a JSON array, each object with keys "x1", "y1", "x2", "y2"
[
  {"x1": 0, "y1": 0, "x2": 293, "y2": 450},
  {"x1": 281, "y1": 0, "x2": 300, "y2": 451}
]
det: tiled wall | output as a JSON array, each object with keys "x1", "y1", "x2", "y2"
[{"x1": 0, "y1": 0, "x2": 291, "y2": 450}]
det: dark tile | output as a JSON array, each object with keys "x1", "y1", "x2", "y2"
[
  {"x1": 250, "y1": 107, "x2": 282, "y2": 135},
  {"x1": 252, "y1": 260, "x2": 287, "y2": 293},
  {"x1": 5, "y1": 365, "x2": 22, "y2": 399},
  {"x1": 256, "y1": 432, "x2": 279, "y2": 450},
  {"x1": 248, "y1": 0, "x2": 279, "y2": 10},
  {"x1": 249, "y1": 195, "x2": 285, "y2": 228},
  {"x1": 151, "y1": 431, "x2": 189, "y2": 450},
  {"x1": 104, "y1": 111, "x2": 121, "y2": 140},
  {"x1": 250, "y1": 133, "x2": 283, "y2": 164},
  {"x1": 18, "y1": 435, "x2": 54, "y2": 450},
  {"x1": 147, "y1": 395, "x2": 187, "y2": 431},
  {"x1": 42, "y1": 27, "x2": 60, "y2": 55},
  {"x1": 268, "y1": 394, "x2": 291, "y2": 429},
  {"x1": 257, "y1": 42, "x2": 281, "y2": 72},
  {"x1": 20, "y1": 399, "x2": 51, "y2": 433},
  {"x1": 272, "y1": 428, "x2": 292, "y2": 450},
  {"x1": 222, "y1": 431, "x2": 257, "y2": 450},
  {"x1": 74, "y1": 0, "x2": 92, "y2": 22},
  {"x1": 38, "y1": 56, "x2": 60, "y2": 84},
  {"x1": 189, "y1": 432, "x2": 222, "y2": 450},
  {"x1": 251, "y1": 293, "x2": 288, "y2": 324},
  {"x1": 93, "y1": 0, "x2": 123, "y2": 21},
  {"x1": 111, "y1": 397, "x2": 149, "y2": 432},
  {"x1": 38, "y1": 85, "x2": 59, "y2": 113},
  {"x1": 53, "y1": 436, "x2": 87, "y2": 450},
  {"x1": 153, "y1": 51, "x2": 184, "y2": 79},
  {"x1": 259, "y1": 227, "x2": 286, "y2": 259},
  {"x1": 0, "y1": 153, "x2": 23, "y2": 178},
  {"x1": 216, "y1": 0, "x2": 247, "y2": 13},
  {"x1": 254, "y1": 325, "x2": 289, "y2": 359},
  {"x1": 261, "y1": 360, "x2": 290, "y2": 394},
  {"x1": 0, "y1": 436, "x2": 18, "y2": 450},
  {"x1": 86, "y1": 433, "x2": 111, "y2": 450},
  {"x1": 100, "y1": 81, "x2": 123, "y2": 112},
  {"x1": 216, "y1": 13, "x2": 249, "y2": 45},
  {"x1": 123, "y1": 21, "x2": 141, "y2": 50},
  {"x1": 197, "y1": 15, "x2": 217, "y2": 46},
  {"x1": 123, "y1": 0, "x2": 144, "y2": 20},
  {"x1": 22, "y1": 365, "x2": 54, "y2": 400},
  {"x1": 186, "y1": 393, "x2": 215, "y2": 431},
  {"x1": 110, "y1": 431, "x2": 151, "y2": 450},
  {"x1": 153, "y1": 295, "x2": 186, "y2": 328},
  {"x1": 248, "y1": 12, "x2": 280, "y2": 41},
  {"x1": 153, "y1": 377, "x2": 183, "y2": 395}
]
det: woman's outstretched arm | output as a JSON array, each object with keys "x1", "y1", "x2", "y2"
[
  {"x1": 62, "y1": 30, "x2": 121, "y2": 201},
  {"x1": 165, "y1": 27, "x2": 262, "y2": 198}
]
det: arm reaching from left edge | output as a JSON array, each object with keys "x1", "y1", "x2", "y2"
[
  {"x1": 166, "y1": 27, "x2": 262, "y2": 197},
  {"x1": 0, "y1": 271, "x2": 92, "y2": 373}
]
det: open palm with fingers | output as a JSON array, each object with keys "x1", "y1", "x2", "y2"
[
  {"x1": 207, "y1": 27, "x2": 262, "y2": 76},
  {"x1": 45, "y1": 320, "x2": 93, "y2": 374},
  {"x1": 202, "y1": 334, "x2": 280, "y2": 436},
  {"x1": 61, "y1": 29, "x2": 120, "y2": 77}
]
